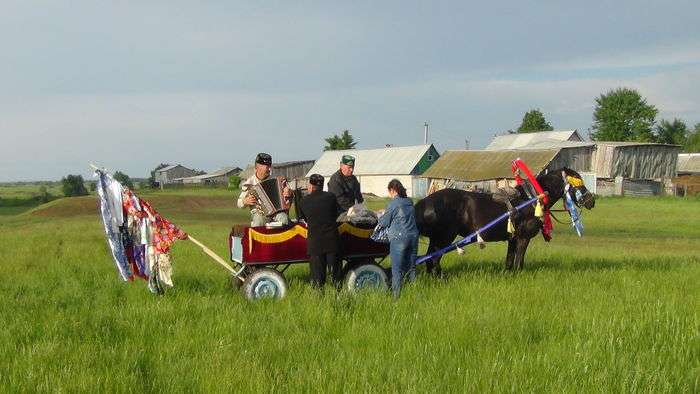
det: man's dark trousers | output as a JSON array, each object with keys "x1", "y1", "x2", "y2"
[{"x1": 310, "y1": 253, "x2": 341, "y2": 288}]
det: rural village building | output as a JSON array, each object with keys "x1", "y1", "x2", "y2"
[
  {"x1": 677, "y1": 153, "x2": 700, "y2": 176},
  {"x1": 154, "y1": 164, "x2": 198, "y2": 185},
  {"x1": 485, "y1": 129, "x2": 584, "y2": 150},
  {"x1": 174, "y1": 167, "x2": 242, "y2": 185},
  {"x1": 421, "y1": 148, "x2": 595, "y2": 193},
  {"x1": 673, "y1": 153, "x2": 700, "y2": 196},
  {"x1": 423, "y1": 130, "x2": 681, "y2": 196},
  {"x1": 591, "y1": 142, "x2": 680, "y2": 196},
  {"x1": 240, "y1": 160, "x2": 316, "y2": 189},
  {"x1": 306, "y1": 144, "x2": 439, "y2": 198}
]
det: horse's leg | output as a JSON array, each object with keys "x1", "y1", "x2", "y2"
[
  {"x1": 514, "y1": 237, "x2": 531, "y2": 270},
  {"x1": 505, "y1": 238, "x2": 516, "y2": 270},
  {"x1": 426, "y1": 233, "x2": 453, "y2": 277},
  {"x1": 426, "y1": 239, "x2": 437, "y2": 275}
]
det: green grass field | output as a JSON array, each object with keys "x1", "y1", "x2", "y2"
[{"x1": 1, "y1": 188, "x2": 698, "y2": 392}]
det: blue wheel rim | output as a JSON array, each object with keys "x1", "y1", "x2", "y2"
[
  {"x1": 252, "y1": 278, "x2": 279, "y2": 299},
  {"x1": 354, "y1": 270, "x2": 382, "y2": 289}
]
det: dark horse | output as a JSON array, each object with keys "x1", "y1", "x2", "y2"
[{"x1": 415, "y1": 168, "x2": 595, "y2": 274}]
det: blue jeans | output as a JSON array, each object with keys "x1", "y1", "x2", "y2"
[{"x1": 390, "y1": 235, "x2": 418, "y2": 298}]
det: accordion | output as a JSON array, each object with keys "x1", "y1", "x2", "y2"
[{"x1": 251, "y1": 177, "x2": 291, "y2": 217}]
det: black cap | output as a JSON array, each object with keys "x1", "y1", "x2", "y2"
[
  {"x1": 309, "y1": 174, "x2": 324, "y2": 187},
  {"x1": 255, "y1": 153, "x2": 272, "y2": 166}
]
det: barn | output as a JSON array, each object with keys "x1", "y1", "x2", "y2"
[
  {"x1": 306, "y1": 144, "x2": 439, "y2": 198},
  {"x1": 485, "y1": 130, "x2": 584, "y2": 150},
  {"x1": 175, "y1": 167, "x2": 242, "y2": 185},
  {"x1": 154, "y1": 164, "x2": 198, "y2": 186},
  {"x1": 421, "y1": 148, "x2": 594, "y2": 193},
  {"x1": 673, "y1": 153, "x2": 700, "y2": 196},
  {"x1": 592, "y1": 142, "x2": 680, "y2": 196},
  {"x1": 239, "y1": 160, "x2": 316, "y2": 189},
  {"x1": 473, "y1": 131, "x2": 681, "y2": 196}
]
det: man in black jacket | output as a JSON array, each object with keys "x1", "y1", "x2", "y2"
[
  {"x1": 328, "y1": 154, "x2": 363, "y2": 212},
  {"x1": 300, "y1": 174, "x2": 342, "y2": 288}
]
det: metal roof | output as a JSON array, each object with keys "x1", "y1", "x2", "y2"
[
  {"x1": 594, "y1": 141, "x2": 681, "y2": 148},
  {"x1": 677, "y1": 153, "x2": 700, "y2": 174},
  {"x1": 485, "y1": 130, "x2": 582, "y2": 150},
  {"x1": 200, "y1": 166, "x2": 241, "y2": 178},
  {"x1": 513, "y1": 140, "x2": 595, "y2": 150},
  {"x1": 306, "y1": 145, "x2": 434, "y2": 177},
  {"x1": 422, "y1": 149, "x2": 560, "y2": 181},
  {"x1": 155, "y1": 164, "x2": 181, "y2": 173},
  {"x1": 274, "y1": 160, "x2": 315, "y2": 168},
  {"x1": 173, "y1": 166, "x2": 241, "y2": 182}
]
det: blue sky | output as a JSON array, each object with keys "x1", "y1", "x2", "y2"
[{"x1": 1, "y1": 1, "x2": 699, "y2": 181}]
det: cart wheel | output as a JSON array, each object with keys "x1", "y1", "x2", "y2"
[
  {"x1": 242, "y1": 268, "x2": 288, "y2": 300},
  {"x1": 345, "y1": 263, "x2": 389, "y2": 293}
]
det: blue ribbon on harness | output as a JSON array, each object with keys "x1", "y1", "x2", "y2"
[{"x1": 564, "y1": 185, "x2": 584, "y2": 237}]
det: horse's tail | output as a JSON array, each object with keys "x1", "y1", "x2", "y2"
[{"x1": 413, "y1": 198, "x2": 431, "y2": 236}]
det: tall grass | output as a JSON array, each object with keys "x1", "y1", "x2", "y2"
[{"x1": 0, "y1": 192, "x2": 698, "y2": 392}]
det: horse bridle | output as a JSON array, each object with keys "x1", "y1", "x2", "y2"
[
  {"x1": 561, "y1": 171, "x2": 592, "y2": 208},
  {"x1": 547, "y1": 172, "x2": 591, "y2": 225}
]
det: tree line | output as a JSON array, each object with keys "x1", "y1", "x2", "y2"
[{"x1": 516, "y1": 87, "x2": 700, "y2": 152}]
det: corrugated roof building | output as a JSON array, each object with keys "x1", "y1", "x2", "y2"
[
  {"x1": 673, "y1": 154, "x2": 700, "y2": 196},
  {"x1": 175, "y1": 166, "x2": 242, "y2": 185},
  {"x1": 592, "y1": 142, "x2": 680, "y2": 179},
  {"x1": 485, "y1": 130, "x2": 583, "y2": 150},
  {"x1": 421, "y1": 148, "x2": 595, "y2": 193},
  {"x1": 239, "y1": 160, "x2": 316, "y2": 189},
  {"x1": 676, "y1": 153, "x2": 700, "y2": 175},
  {"x1": 478, "y1": 131, "x2": 682, "y2": 196},
  {"x1": 154, "y1": 164, "x2": 197, "y2": 185},
  {"x1": 306, "y1": 144, "x2": 440, "y2": 198}
]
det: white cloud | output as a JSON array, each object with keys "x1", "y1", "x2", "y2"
[
  {"x1": 4, "y1": 64, "x2": 699, "y2": 181},
  {"x1": 541, "y1": 40, "x2": 700, "y2": 71}
]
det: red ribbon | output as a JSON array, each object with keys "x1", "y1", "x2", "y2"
[{"x1": 511, "y1": 159, "x2": 552, "y2": 241}]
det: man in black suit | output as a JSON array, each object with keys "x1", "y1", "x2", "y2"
[{"x1": 299, "y1": 174, "x2": 342, "y2": 288}]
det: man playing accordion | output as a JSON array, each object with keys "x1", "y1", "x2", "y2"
[{"x1": 237, "y1": 152, "x2": 293, "y2": 226}]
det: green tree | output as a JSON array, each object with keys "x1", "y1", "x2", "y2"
[
  {"x1": 37, "y1": 185, "x2": 53, "y2": 203},
  {"x1": 113, "y1": 171, "x2": 135, "y2": 189},
  {"x1": 591, "y1": 87, "x2": 658, "y2": 142},
  {"x1": 655, "y1": 118, "x2": 688, "y2": 145},
  {"x1": 61, "y1": 175, "x2": 88, "y2": 197},
  {"x1": 517, "y1": 109, "x2": 553, "y2": 133},
  {"x1": 324, "y1": 129, "x2": 357, "y2": 151},
  {"x1": 685, "y1": 123, "x2": 700, "y2": 152},
  {"x1": 149, "y1": 163, "x2": 170, "y2": 187},
  {"x1": 228, "y1": 175, "x2": 241, "y2": 190}
]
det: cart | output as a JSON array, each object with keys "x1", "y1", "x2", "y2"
[{"x1": 224, "y1": 222, "x2": 389, "y2": 300}]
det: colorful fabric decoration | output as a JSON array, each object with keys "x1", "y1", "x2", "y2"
[
  {"x1": 563, "y1": 184, "x2": 584, "y2": 237},
  {"x1": 511, "y1": 159, "x2": 552, "y2": 241},
  {"x1": 507, "y1": 218, "x2": 515, "y2": 234},
  {"x1": 95, "y1": 170, "x2": 131, "y2": 281},
  {"x1": 566, "y1": 176, "x2": 584, "y2": 188},
  {"x1": 476, "y1": 233, "x2": 486, "y2": 249},
  {"x1": 95, "y1": 169, "x2": 188, "y2": 291}
]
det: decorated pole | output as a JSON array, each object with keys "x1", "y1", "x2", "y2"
[{"x1": 90, "y1": 164, "x2": 237, "y2": 278}]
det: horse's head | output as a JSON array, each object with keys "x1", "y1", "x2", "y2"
[{"x1": 561, "y1": 168, "x2": 595, "y2": 210}]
